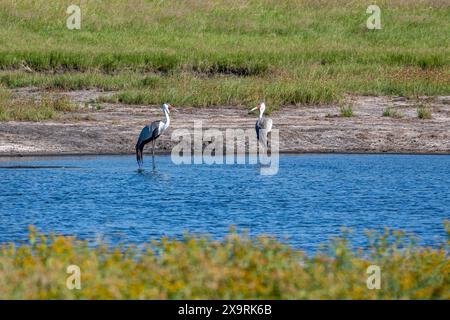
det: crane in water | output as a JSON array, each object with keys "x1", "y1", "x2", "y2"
[
  {"x1": 249, "y1": 102, "x2": 273, "y2": 148},
  {"x1": 135, "y1": 103, "x2": 177, "y2": 169}
]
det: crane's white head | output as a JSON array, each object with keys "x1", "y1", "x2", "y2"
[
  {"x1": 250, "y1": 102, "x2": 266, "y2": 115},
  {"x1": 162, "y1": 103, "x2": 177, "y2": 114}
]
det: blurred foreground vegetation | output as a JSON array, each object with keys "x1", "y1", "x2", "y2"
[{"x1": 0, "y1": 224, "x2": 448, "y2": 299}]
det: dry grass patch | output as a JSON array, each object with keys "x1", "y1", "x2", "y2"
[{"x1": 0, "y1": 87, "x2": 77, "y2": 121}]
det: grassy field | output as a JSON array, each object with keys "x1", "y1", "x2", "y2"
[
  {"x1": 0, "y1": 0, "x2": 449, "y2": 108},
  {"x1": 0, "y1": 224, "x2": 448, "y2": 299}
]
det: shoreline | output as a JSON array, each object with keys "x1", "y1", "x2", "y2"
[
  {"x1": 1, "y1": 150, "x2": 450, "y2": 159},
  {"x1": 1, "y1": 90, "x2": 449, "y2": 157}
]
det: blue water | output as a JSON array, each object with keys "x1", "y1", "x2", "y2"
[{"x1": 0, "y1": 154, "x2": 449, "y2": 252}]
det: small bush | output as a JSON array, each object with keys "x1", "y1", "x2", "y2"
[
  {"x1": 382, "y1": 107, "x2": 403, "y2": 118},
  {"x1": 40, "y1": 96, "x2": 77, "y2": 112},
  {"x1": 339, "y1": 104, "x2": 354, "y2": 117},
  {"x1": 417, "y1": 105, "x2": 432, "y2": 119}
]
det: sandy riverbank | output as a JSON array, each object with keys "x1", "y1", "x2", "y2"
[{"x1": 1, "y1": 89, "x2": 449, "y2": 156}]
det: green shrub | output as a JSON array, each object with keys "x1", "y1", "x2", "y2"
[
  {"x1": 417, "y1": 105, "x2": 432, "y2": 119},
  {"x1": 383, "y1": 107, "x2": 403, "y2": 118},
  {"x1": 340, "y1": 104, "x2": 354, "y2": 117}
]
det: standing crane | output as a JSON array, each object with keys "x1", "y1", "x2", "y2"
[
  {"x1": 249, "y1": 102, "x2": 273, "y2": 148},
  {"x1": 135, "y1": 103, "x2": 176, "y2": 169}
]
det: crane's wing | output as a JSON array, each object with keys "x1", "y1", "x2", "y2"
[
  {"x1": 263, "y1": 117, "x2": 273, "y2": 133},
  {"x1": 135, "y1": 120, "x2": 161, "y2": 166},
  {"x1": 257, "y1": 117, "x2": 272, "y2": 148},
  {"x1": 259, "y1": 129, "x2": 268, "y2": 148}
]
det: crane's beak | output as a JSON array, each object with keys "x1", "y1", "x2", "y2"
[
  {"x1": 169, "y1": 105, "x2": 178, "y2": 112},
  {"x1": 248, "y1": 106, "x2": 259, "y2": 114}
]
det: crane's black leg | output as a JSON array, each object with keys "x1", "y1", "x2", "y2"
[
  {"x1": 152, "y1": 139, "x2": 156, "y2": 170},
  {"x1": 136, "y1": 146, "x2": 143, "y2": 168}
]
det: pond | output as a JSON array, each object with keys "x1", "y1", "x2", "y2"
[{"x1": 0, "y1": 154, "x2": 449, "y2": 252}]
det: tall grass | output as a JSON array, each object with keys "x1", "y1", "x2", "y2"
[
  {"x1": 0, "y1": 1, "x2": 448, "y2": 106},
  {"x1": 0, "y1": 224, "x2": 448, "y2": 299},
  {"x1": 100, "y1": 74, "x2": 338, "y2": 107}
]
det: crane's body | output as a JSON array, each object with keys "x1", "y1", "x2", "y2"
[
  {"x1": 135, "y1": 103, "x2": 175, "y2": 169},
  {"x1": 250, "y1": 103, "x2": 272, "y2": 148}
]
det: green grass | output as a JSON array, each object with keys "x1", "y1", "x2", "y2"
[
  {"x1": 0, "y1": 1, "x2": 449, "y2": 107},
  {"x1": 0, "y1": 86, "x2": 77, "y2": 121},
  {"x1": 339, "y1": 104, "x2": 354, "y2": 117},
  {"x1": 97, "y1": 73, "x2": 338, "y2": 107},
  {"x1": 417, "y1": 104, "x2": 432, "y2": 119},
  {"x1": 382, "y1": 106, "x2": 403, "y2": 118},
  {"x1": 0, "y1": 224, "x2": 448, "y2": 299}
]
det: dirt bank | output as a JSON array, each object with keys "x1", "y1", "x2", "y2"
[{"x1": 0, "y1": 88, "x2": 449, "y2": 156}]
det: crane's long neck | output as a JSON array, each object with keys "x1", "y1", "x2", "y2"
[
  {"x1": 163, "y1": 109, "x2": 170, "y2": 127},
  {"x1": 259, "y1": 108, "x2": 264, "y2": 119}
]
